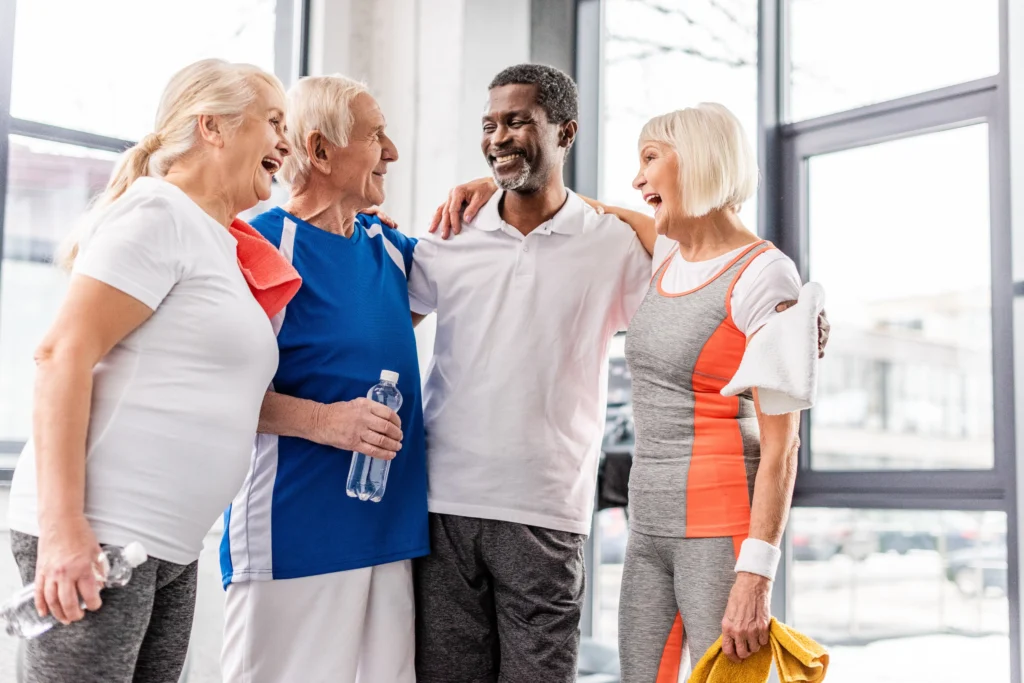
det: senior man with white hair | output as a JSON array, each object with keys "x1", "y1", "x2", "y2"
[{"x1": 219, "y1": 74, "x2": 425, "y2": 683}]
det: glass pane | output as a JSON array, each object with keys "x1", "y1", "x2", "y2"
[
  {"x1": 11, "y1": 0, "x2": 277, "y2": 141},
  {"x1": 789, "y1": 0, "x2": 999, "y2": 121},
  {"x1": 600, "y1": 0, "x2": 759, "y2": 232},
  {"x1": 790, "y1": 508, "x2": 1009, "y2": 683},
  {"x1": 0, "y1": 137, "x2": 120, "y2": 467},
  {"x1": 595, "y1": 507, "x2": 628, "y2": 647},
  {"x1": 595, "y1": 333, "x2": 632, "y2": 647},
  {"x1": 809, "y1": 125, "x2": 992, "y2": 470}
]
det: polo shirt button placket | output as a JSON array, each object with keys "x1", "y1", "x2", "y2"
[{"x1": 517, "y1": 236, "x2": 536, "y2": 281}]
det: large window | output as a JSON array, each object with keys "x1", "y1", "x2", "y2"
[
  {"x1": 808, "y1": 125, "x2": 993, "y2": 471},
  {"x1": 599, "y1": 0, "x2": 758, "y2": 230},
  {"x1": 788, "y1": 0, "x2": 1000, "y2": 121},
  {"x1": 790, "y1": 508, "x2": 1009, "y2": 683},
  {"x1": 10, "y1": 0, "x2": 280, "y2": 141},
  {"x1": 583, "y1": 0, "x2": 1018, "y2": 678}
]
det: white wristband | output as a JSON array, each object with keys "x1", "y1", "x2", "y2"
[{"x1": 734, "y1": 538, "x2": 781, "y2": 581}]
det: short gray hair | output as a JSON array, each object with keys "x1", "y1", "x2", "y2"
[
  {"x1": 280, "y1": 74, "x2": 369, "y2": 185},
  {"x1": 639, "y1": 103, "x2": 758, "y2": 217}
]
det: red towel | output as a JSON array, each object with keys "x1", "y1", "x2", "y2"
[{"x1": 228, "y1": 218, "x2": 302, "y2": 320}]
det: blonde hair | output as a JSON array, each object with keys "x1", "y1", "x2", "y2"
[
  {"x1": 280, "y1": 74, "x2": 370, "y2": 186},
  {"x1": 57, "y1": 58, "x2": 285, "y2": 269},
  {"x1": 639, "y1": 102, "x2": 758, "y2": 218}
]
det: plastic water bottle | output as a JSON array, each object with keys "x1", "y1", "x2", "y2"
[
  {"x1": 346, "y1": 370, "x2": 403, "y2": 502},
  {"x1": 2, "y1": 542, "x2": 148, "y2": 638}
]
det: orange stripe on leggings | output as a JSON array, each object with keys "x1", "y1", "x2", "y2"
[
  {"x1": 686, "y1": 319, "x2": 751, "y2": 537},
  {"x1": 656, "y1": 613, "x2": 684, "y2": 683}
]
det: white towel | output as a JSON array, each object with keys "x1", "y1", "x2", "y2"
[{"x1": 721, "y1": 282, "x2": 825, "y2": 415}]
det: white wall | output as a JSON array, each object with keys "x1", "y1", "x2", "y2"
[{"x1": 306, "y1": 0, "x2": 531, "y2": 371}]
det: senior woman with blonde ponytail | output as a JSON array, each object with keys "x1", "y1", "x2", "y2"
[{"x1": 7, "y1": 58, "x2": 295, "y2": 682}]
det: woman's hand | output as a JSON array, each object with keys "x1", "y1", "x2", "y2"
[
  {"x1": 360, "y1": 206, "x2": 398, "y2": 229},
  {"x1": 578, "y1": 195, "x2": 607, "y2": 215},
  {"x1": 34, "y1": 515, "x2": 103, "y2": 625},
  {"x1": 429, "y1": 177, "x2": 499, "y2": 239},
  {"x1": 774, "y1": 301, "x2": 830, "y2": 358},
  {"x1": 721, "y1": 572, "x2": 772, "y2": 663}
]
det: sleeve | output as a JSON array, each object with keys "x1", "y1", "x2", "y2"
[
  {"x1": 72, "y1": 197, "x2": 186, "y2": 311},
  {"x1": 612, "y1": 229, "x2": 654, "y2": 331},
  {"x1": 407, "y1": 236, "x2": 439, "y2": 314},
  {"x1": 651, "y1": 234, "x2": 677, "y2": 277},
  {"x1": 365, "y1": 213, "x2": 419, "y2": 275},
  {"x1": 731, "y1": 252, "x2": 802, "y2": 337}
]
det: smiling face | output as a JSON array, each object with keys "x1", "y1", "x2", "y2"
[
  {"x1": 632, "y1": 140, "x2": 682, "y2": 235},
  {"x1": 322, "y1": 92, "x2": 398, "y2": 207},
  {"x1": 481, "y1": 83, "x2": 571, "y2": 193},
  {"x1": 224, "y1": 77, "x2": 290, "y2": 207}
]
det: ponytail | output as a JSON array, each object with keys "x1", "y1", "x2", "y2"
[
  {"x1": 55, "y1": 59, "x2": 284, "y2": 271},
  {"x1": 54, "y1": 134, "x2": 162, "y2": 270}
]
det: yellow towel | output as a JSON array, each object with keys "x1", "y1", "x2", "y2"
[{"x1": 689, "y1": 618, "x2": 829, "y2": 683}]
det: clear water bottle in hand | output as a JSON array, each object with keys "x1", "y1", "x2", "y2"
[
  {"x1": 346, "y1": 370, "x2": 403, "y2": 502},
  {"x1": 2, "y1": 542, "x2": 148, "y2": 638}
]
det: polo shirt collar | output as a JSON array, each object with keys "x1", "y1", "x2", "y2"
[{"x1": 474, "y1": 189, "x2": 587, "y2": 236}]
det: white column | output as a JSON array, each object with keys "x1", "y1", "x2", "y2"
[
  {"x1": 455, "y1": 0, "x2": 531, "y2": 186},
  {"x1": 307, "y1": 0, "x2": 356, "y2": 77}
]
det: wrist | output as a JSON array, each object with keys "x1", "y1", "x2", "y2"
[
  {"x1": 734, "y1": 538, "x2": 782, "y2": 581},
  {"x1": 307, "y1": 401, "x2": 328, "y2": 443},
  {"x1": 736, "y1": 571, "x2": 772, "y2": 586},
  {"x1": 39, "y1": 509, "x2": 87, "y2": 532}
]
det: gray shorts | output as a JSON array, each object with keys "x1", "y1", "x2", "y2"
[
  {"x1": 11, "y1": 530, "x2": 197, "y2": 683},
  {"x1": 413, "y1": 513, "x2": 586, "y2": 683}
]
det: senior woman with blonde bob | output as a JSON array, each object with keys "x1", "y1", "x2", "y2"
[
  {"x1": 219, "y1": 74, "x2": 427, "y2": 683},
  {"x1": 7, "y1": 59, "x2": 293, "y2": 682},
  {"x1": 611, "y1": 103, "x2": 804, "y2": 681}
]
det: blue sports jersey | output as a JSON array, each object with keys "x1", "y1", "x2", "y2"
[{"x1": 220, "y1": 208, "x2": 429, "y2": 587}]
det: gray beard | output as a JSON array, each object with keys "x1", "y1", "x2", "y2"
[{"x1": 493, "y1": 160, "x2": 534, "y2": 191}]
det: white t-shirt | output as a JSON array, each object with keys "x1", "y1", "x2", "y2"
[
  {"x1": 408, "y1": 191, "x2": 651, "y2": 535},
  {"x1": 652, "y1": 235, "x2": 801, "y2": 336},
  {"x1": 8, "y1": 177, "x2": 279, "y2": 565}
]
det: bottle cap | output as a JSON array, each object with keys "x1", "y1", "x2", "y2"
[
  {"x1": 123, "y1": 542, "x2": 148, "y2": 567},
  {"x1": 380, "y1": 370, "x2": 399, "y2": 384}
]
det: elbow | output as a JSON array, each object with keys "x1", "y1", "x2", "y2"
[
  {"x1": 33, "y1": 339, "x2": 62, "y2": 371},
  {"x1": 33, "y1": 336, "x2": 92, "y2": 377}
]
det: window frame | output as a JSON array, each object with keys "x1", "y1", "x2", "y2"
[{"x1": 0, "y1": 0, "x2": 312, "y2": 478}]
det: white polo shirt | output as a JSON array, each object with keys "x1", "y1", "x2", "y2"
[{"x1": 408, "y1": 190, "x2": 651, "y2": 534}]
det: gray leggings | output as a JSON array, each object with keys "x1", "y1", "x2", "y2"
[
  {"x1": 11, "y1": 530, "x2": 197, "y2": 683},
  {"x1": 618, "y1": 532, "x2": 738, "y2": 683}
]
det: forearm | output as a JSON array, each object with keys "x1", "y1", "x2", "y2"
[
  {"x1": 258, "y1": 390, "x2": 324, "y2": 442},
  {"x1": 747, "y1": 420, "x2": 800, "y2": 546},
  {"x1": 33, "y1": 352, "x2": 92, "y2": 528}
]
